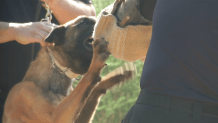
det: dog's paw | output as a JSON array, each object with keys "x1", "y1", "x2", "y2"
[
  {"x1": 94, "y1": 70, "x2": 133, "y2": 95},
  {"x1": 93, "y1": 38, "x2": 110, "y2": 63}
]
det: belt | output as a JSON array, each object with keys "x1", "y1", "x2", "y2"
[{"x1": 136, "y1": 89, "x2": 218, "y2": 120}]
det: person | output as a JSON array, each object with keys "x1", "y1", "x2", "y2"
[
  {"x1": 0, "y1": 0, "x2": 95, "y2": 121},
  {"x1": 0, "y1": 21, "x2": 55, "y2": 46},
  {"x1": 120, "y1": 0, "x2": 218, "y2": 123}
]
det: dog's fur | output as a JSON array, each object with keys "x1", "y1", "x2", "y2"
[{"x1": 2, "y1": 16, "x2": 132, "y2": 123}]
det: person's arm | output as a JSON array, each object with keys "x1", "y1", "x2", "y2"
[
  {"x1": 0, "y1": 22, "x2": 55, "y2": 46},
  {"x1": 42, "y1": 0, "x2": 96, "y2": 24},
  {"x1": 0, "y1": 22, "x2": 15, "y2": 44}
]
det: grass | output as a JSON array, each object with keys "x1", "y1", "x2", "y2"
[{"x1": 84, "y1": 0, "x2": 145, "y2": 122}]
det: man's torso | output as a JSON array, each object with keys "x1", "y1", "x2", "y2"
[{"x1": 141, "y1": 0, "x2": 218, "y2": 104}]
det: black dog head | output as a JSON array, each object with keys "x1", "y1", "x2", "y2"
[{"x1": 45, "y1": 16, "x2": 96, "y2": 75}]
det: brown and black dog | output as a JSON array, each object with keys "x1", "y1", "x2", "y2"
[{"x1": 2, "y1": 16, "x2": 132, "y2": 123}]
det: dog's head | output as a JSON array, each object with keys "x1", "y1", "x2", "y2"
[{"x1": 45, "y1": 16, "x2": 96, "y2": 75}]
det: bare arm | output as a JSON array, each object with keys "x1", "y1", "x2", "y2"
[
  {"x1": 0, "y1": 22, "x2": 16, "y2": 44},
  {"x1": 0, "y1": 0, "x2": 95, "y2": 44},
  {"x1": 42, "y1": 0, "x2": 96, "y2": 24},
  {"x1": 0, "y1": 22, "x2": 55, "y2": 46}
]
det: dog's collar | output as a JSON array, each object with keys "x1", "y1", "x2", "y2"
[{"x1": 47, "y1": 47, "x2": 79, "y2": 78}]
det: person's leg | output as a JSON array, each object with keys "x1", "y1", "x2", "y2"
[
  {"x1": 121, "y1": 105, "x2": 135, "y2": 123},
  {"x1": 122, "y1": 103, "x2": 194, "y2": 123},
  {"x1": 202, "y1": 116, "x2": 218, "y2": 123},
  {"x1": 122, "y1": 90, "x2": 218, "y2": 123}
]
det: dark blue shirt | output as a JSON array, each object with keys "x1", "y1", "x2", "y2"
[{"x1": 141, "y1": 0, "x2": 218, "y2": 104}]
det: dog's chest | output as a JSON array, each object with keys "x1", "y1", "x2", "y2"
[{"x1": 45, "y1": 90, "x2": 68, "y2": 106}]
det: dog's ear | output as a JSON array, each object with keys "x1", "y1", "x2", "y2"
[{"x1": 45, "y1": 26, "x2": 66, "y2": 46}]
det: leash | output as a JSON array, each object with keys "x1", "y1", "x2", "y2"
[
  {"x1": 38, "y1": 2, "x2": 76, "y2": 78},
  {"x1": 31, "y1": 1, "x2": 52, "y2": 62},
  {"x1": 41, "y1": 2, "x2": 53, "y2": 22},
  {"x1": 36, "y1": 2, "x2": 79, "y2": 79}
]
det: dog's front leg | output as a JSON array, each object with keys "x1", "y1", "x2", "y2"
[
  {"x1": 74, "y1": 71, "x2": 133, "y2": 123},
  {"x1": 51, "y1": 39, "x2": 110, "y2": 123}
]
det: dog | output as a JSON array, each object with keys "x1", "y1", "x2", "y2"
[{"x1": 2, "y1": 16, "x2": 133, "y2": 123}]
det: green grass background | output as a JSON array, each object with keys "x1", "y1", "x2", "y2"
[{"x1": 89, "y1": 0, "x2": 144, "y2": 122}]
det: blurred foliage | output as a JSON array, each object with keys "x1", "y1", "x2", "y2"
[
  {"x1": 75, "y1": 0, "x2": 144, "y2": 122},
  {"x1": 93, "y1": 56, "x2": 144, "y2": 123}
]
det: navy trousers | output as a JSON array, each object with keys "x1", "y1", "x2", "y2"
[{"x1": 122, "y1": 90, "x2": 218, "y2": 123}]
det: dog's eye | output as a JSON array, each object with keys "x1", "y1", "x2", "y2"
[
  {"x1": 82, "y1": 22, "x2": 87, "y2": 25},
  {"x1": 77, "y1": 20, "x2": 87, "y2": 25}
]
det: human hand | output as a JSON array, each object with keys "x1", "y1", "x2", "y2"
[{"x1": 10, "y1": 22, "x2": 56, "y2": 46}]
